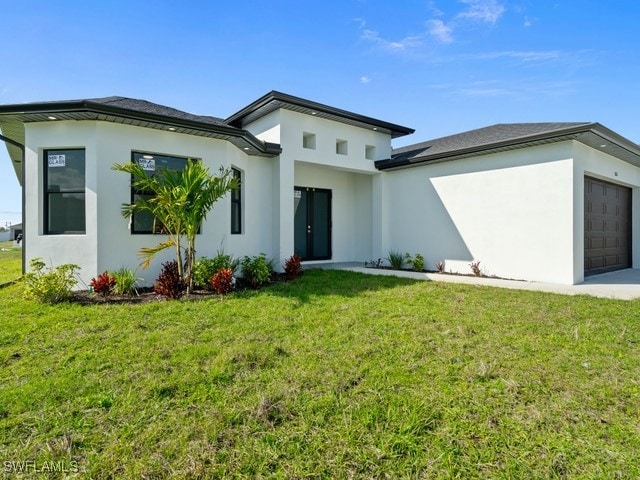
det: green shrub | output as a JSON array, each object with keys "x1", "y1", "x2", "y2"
[
  {"x1": 410, "y1": 253, "x2": 425, "y2": 272},
  {"x1": 23, "y1": 258, "x2": 79, "y2": 304},
  {"x1": 241, "y1": 253, "x2": 272, "y2": 289},
  {"x1": 193, "y1": 251, "x2": 239, "y2": 289},
  {"x1": 112, "y1": 267, "x2": 141, "y2": 295},
  {"x1": 386, "y1": 250, "x2": 408, "y2": 269}
]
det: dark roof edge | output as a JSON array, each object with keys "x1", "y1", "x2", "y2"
[
  {"x1": 226, "y1": 90, "x2": 415, "y2": 137},
  {"x1": 0, "y1": 99, "x2": 281, "y2": 156},
  {"x1": 378, "y1": 123, "x2": 640, "y2": 170}
]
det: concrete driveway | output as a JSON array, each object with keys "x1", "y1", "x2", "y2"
[{"x1": 311, "y1": 263, "x2": 640, "y2": 300}]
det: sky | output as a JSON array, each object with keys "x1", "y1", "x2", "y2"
[{"x1": 1, "y1": 0, "x2": 639, "y2": 228}]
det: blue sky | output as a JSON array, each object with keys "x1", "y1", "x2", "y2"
[{"x1": 1, "y1": 0, "x2": 639, "y2": 227}]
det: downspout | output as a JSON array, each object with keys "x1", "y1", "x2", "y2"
[{"x1": 0, "y1": 133, "x2": 26, "y2": 275}]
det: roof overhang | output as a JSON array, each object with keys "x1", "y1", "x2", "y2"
[
  {"x1": 0, "y1": 99, "x2": 282, "y2": 184},
  {"x1": 377, "y1": 123, "x2": 640, "y2": 171},
  {"x1": 226, "y1": 90, "x2": 415, "y2": 139}
]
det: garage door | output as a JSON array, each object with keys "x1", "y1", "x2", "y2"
[{"x1": 584, "y1": 176, "x2": 631, "y2": 276}]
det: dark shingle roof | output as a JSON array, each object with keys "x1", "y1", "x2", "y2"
[
  {"x1": 84, "y1": 96, "x2": 229, "y2": 127},
  {"x1": 377, "y1": 122, "x2": 640, "y2": 170},
  {"x1": 390, "y1": 122, "x2": 592, "y2": 162},
  {"x1": 0, "y1": 96, "x2": 282, "y2": 182}
]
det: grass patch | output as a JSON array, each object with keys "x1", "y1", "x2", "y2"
[
  {"x1": 0, "y1": 241, "x2": 21, "y2": 285},
  {"x1": 1, "y1": 265, "x2": 639, "y2": 477}
]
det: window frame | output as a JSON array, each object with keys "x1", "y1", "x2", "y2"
[
  {"x1": 43, "y1": 148, "x2": 86, "y2": 235},
  {"x1": 230, "y1": 167, "x2": 242, "y2": 235},
  {"x1": 130, "y1": 151, "x2": 192, "y2": 235}
]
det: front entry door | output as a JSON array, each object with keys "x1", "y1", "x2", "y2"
[{"x1": 294, "y1": 187, "x2": 332, "y2": 260}]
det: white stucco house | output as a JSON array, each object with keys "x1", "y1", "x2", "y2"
[{"x1": 1, "y1": 91, "x2": 639, "y2": 286}]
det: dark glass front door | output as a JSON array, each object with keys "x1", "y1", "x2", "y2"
[{"x1": 294, "y1": 187, "x2": 332, "y2": 260}]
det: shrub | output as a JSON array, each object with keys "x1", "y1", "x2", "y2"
[
  {"x1": 210, "y1": 268, "x2": 234, "y2": 294},
  {"x1": 365, "y1": 258, "x2": 383, "y2": 268},
  {"x1": 241, "y1": 254, "x2": 272, "y2": 289},
  {"x1": 23, "y1": 258, "x2": 79, "y2": 304},
  {"x1": 112, "y1": 267, "x2": 141, "y2": 296},
  {"x1": 90, "y1": 271, "x2": 115, "y2": 296},
  {"x1": 193, "y1": 251, "x2": 239, "y2": 289},
  {"x1": 284, "y1": 254, "x2": 302, "y2": 280},
  {"x1": 410, "y1": 253, "x2": 425, "y2": 272},
  {"x1": 154, "y1": 261, "x2": 186, "y2": 299},
  {"x1": 386, "y1": 250, "x2": 408, "y2": 269},
  {"x1": 435, "y1": 261, "x2": 446, "y2": 273},
  {"x1": 470, "y1": 261, "x2": 482, "y2": 277}
]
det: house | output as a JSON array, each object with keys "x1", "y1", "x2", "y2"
[
  {"x1": 1, "y1": 91, "x2": 639, "y2": 286},
  {"x1": 9, "y1": 223, "x2": 22, "y2": 242}
]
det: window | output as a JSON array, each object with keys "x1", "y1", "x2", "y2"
[
  {"x1": 44, "y1": 149, "x2": 85, "y2": 234},
  {"x1": 303, "y1": 132, "x2": 316, "y2": 150},
  {"x1": 336, "y1": 139, "x2": 348, "y2": 155},
  {"x1": 130, "y1": 151, "x2": 190, "y2": 234},
  {"x1": 231, "y1": 167, "x2": 242, "y2": 234},
  {"x1": 365, "y1": 145, "x2": 376, "y2": 160}
]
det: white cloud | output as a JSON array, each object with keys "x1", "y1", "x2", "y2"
[
  {"x1": 360, "y1": 28, "x2": 423, "y2": 52},
  {"x1": 523, "y1": 16, "x2": 533, "y2": 27},
  {"x1": 474, "y1": 50, "x2": 561, "y2": 62},
  {"x1": 457, "y1": 0, "x2": 505, "y2": 25},
  {"x1": 427, "y1": 19, "x2": 454, "y2": 44},
  {"x1": 360, "y1": 76, "x2": 372, "y2": 84}
]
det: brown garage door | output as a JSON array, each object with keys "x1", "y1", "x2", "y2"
[{"x1": 584, "y1": 176, "x2": 631, "y2": 276}]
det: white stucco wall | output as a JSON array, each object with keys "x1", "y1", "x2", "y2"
[
  {"x1": 571, "y1": 140, "x2": 640, "y2": 283},
  {"x1": 383, "y1": 142, "x2": 578, "y2": 284},
  {"x1": 245, "y1": 108, "x2": 391, "y2": 266},
  {"x1": 294, "y1": 162, "x2": 373, "y2": 262},
  {"x1": 25, "y1": 121, "x2": 275, "y2": 287}
]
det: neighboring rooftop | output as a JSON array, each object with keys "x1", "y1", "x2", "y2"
[
  {"x1": 226, "y1": 90, "x2": 415, "y2": 139},
  {"x1": 379, "y1": 122, "x2": 640, "y2": 170}
]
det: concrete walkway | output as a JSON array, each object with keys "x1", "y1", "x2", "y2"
[{"x1": 306, "y1": 262, "x2": 640, "y2": 300}]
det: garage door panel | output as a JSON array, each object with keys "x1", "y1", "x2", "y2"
[{"x1": 584, "y1": 176, "x2": 631, "y2": 276}]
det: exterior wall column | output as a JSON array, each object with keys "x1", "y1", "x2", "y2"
[
  {"x1": 371, "y1": 172, "x2": 386, "y2": 260},
  {"x1": 273, "y1": 153, "x2": 295, "y2": 270}
]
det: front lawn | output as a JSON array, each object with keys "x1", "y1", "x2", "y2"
[
  {"x1": 1, "y1": 267, "x2": 639, "y2": 478},
  {"x1": 0, "y1": 241, "x2": 21, "y2": 285}
]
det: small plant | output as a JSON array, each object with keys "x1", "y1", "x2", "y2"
[
  {"x1": 410, "y1": 253, "x2": 425, "y2": 272},
  {"x1": 210, "y1": 268, "x2": 235, "y2": 294},
  {"x1": 386, "y1": 250, "x2": 408, "y2": 269},
  {"x1": 193, "y1": 251, "x2": 239, "y2": 289},
  {"x1": 90, "y1": 271, "x2": 115, "y2": 296},
  {"x1": 365, "y1": 258, "x2": 383, "y2": 268},
  {"x1": 284, "y1": 254, "x2": 302, "y2": 281},
  {"x1": 23, "y1": 258, "x2": 79, "y2": 304},
  {"x1": 470, "y1": 261, "x2": 482, "y2": 277},
  {"x1": 112, "y1": 267, "x2": 141, "y2": 296},
  {"x1": 154, "y1": 261, "x2": 186, "y2": 299},
  {"x1": 435, "y1": 261, "x2": 446, "y2": 273},
  {"x1": 241, "y1": 253, "x2": 272, "y2": 289}
]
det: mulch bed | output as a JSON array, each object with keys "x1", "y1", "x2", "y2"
[{"x1": 69, "y1": 273, "x2": 292, "y2": 305}]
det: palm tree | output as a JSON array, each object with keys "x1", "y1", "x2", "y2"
[{"x1": 112, "y1": 160, "x2": 238, "y2": 293}]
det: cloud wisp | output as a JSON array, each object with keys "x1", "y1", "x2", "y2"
[{"x1": 456, "y1": 0, "x2": 506, "y2": 25}]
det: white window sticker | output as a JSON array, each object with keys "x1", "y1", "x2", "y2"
[
  {"x1": 48, "y1": 154, "x2": 66, "y2": 167},
  {"x1": 138, "y1": 158, "x2": 156, "y2": 171},
  {"x1": 294, "y1": 190, "x2": 302, "y2": 199}
]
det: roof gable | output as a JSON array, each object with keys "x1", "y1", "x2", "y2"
[{"x1": 226, "y1": 90, "x2": 415, "y2": 139}]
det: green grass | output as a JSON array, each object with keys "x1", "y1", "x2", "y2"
[
  {"x1": 0, "y1": 241, "x2": 21, "y2": 285},
  {"x1": 1, "y1": 264, "x2": 639, "y2": 478}
]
